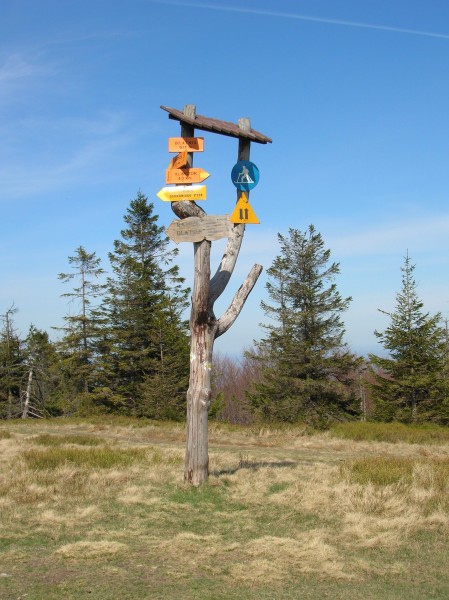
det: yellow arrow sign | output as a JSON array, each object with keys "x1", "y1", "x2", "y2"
[
  {"x1": 157, "y1": 185, "x2": 207, "y2": 202},
  {"x1": 168, "y1": 137, "x2": 204, "y2": 152},
  {"x1": 165, "y1": 168, "x2": 210, "y2": 185},
  {"x1": 229, "y1": 193, "x2": 259, "y2": 224}
]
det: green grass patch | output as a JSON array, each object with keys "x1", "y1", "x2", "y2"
[
  {"x1": 0, "y1": 429, "x2": 12, "y2": 439},
  {"x1": 330, "y1": 421, "x2": 449, "y2": 444},
  {"x1": 169, "y1": 482, "x2": 227, "y2": 509},
  {"x1": 267, "y1": 481, "x2": 290, "y2": 495},
  {"x1": 21, "y1": 446, "x2": 149, "y2": 470},
  {"x1": 342, "y1": 456, "x2": 415, "y2": 486},
  {"x1": 342, "y1": 455, "x2": 449, "y2": 488},
  {"x1": 32, "y1": 433, "x2": 103, "y2": 446},
  {"x1": 431, "y1": 459, "x2": 449, "y2": 490},
  {"x1": 59, "y1": 415, "x2": 183, "y2": 428},
  {"x1": 148, "y1": 447, "x2": 183, "y2": 465}
]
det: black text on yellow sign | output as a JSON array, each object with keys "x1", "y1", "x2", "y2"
[{"x1": 230, "y1": 193, "x2": 260, "y2": 224}]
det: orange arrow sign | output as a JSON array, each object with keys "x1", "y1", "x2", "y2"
[
  {"x1": 165, "y1": 168, "x2": 210, "y2": 185},
  {"x1": 229, "y1": 193, "x2": 259, "y2": 224},
  {"x1": 168, "y1": 151, "x2": 188, "y2": 169},
  {"x1": 168, "y1": 137, "x2": 204, "y2": 152},
  {"x1": 157, "y1": 185, "x2": 207, "y2": 202}
]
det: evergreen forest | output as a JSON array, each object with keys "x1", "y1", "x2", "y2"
[{"x1": 2, "y1": 192, "x2": 449, "y2": 427}]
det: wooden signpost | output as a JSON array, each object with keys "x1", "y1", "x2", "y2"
[
  {"x1": 166, "y1": 215, "x2": 233, "y2": 243},
  {"x1": 159, "y1": 104, "x2": 271, "y2": 485}
]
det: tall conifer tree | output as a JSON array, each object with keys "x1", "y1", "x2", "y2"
[
  {"x1": 98, "y1": 191, "x2": 190, "y2": 418},
  {"x1": 0, "y1": 306, "x2": 23, "y2": 418},
  {"x1": 21, "y1": 325, "x2": 60, "y2": 417},
  {"x1": 369, "y1": 254, "x2": 449, "y2": 423},
  {"x1": 249, "y1": 226, "x2": 359, "y2": 425},
  {"x1": 56, "y1": 246, "x2": 106, "y2": 407}
]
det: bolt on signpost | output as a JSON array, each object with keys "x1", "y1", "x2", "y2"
[{"x1": 158, "y1": 105, "x2": 272, "y2": 485}]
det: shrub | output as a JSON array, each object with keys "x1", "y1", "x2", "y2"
[
  {"x1": 330, "y1": 421, "x2": 449, "y2": 444},
  {"x1": 22, "y1": 446, "x2": 148, "y2": 470},
  {"x1": 32, "y1": 434, "x2": 103, "y2": 447}
]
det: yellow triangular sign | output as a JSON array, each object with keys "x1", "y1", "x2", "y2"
[{"x1": 230, "y1": 193, "x2": 260, "y2": 224}]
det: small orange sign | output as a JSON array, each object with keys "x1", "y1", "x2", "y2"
[
  {"x1": 229, "y1": 193, "x2": 259, "y2": 224},
  {"x1": 165, "y1": 168, "x2": 210, "y2": 185},
  {"x1": 168, "y1": 151, "x2": 188, "y2": 169},
  {"x1": 168, "y1": 137, "x2": 204, "y2": 152}
]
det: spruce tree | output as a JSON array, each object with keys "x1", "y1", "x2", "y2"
[
  {"x1": 369, "y1": 254, "x2": 449, "y2": 423},
  {"x1": 98, "y1": 191, "x2": 190, "y2": 418},
  {"x1": 249, "y1": 225, "x2": 359, "y2": 426},
  {"x1": 0, "y1": 305, "x2": 23, "y2": 418},
  {"x1": 56, "y1": 246, "x2": 106, "y2": 409},
  {"x1": 21, "y1": 325, "x2": 61, "y2": 417}
]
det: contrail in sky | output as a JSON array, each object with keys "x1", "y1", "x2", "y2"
[{"x1": 150, "y1": 0, "x2": 449, "y2": 40}]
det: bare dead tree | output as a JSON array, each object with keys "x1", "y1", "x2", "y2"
[{"x1": 211, "y1": 351, "x2": 262, "y2": 425}]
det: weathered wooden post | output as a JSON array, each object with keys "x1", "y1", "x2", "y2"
[{"x1": 158, "y1": 105, "x2": 271, "y2": 485}]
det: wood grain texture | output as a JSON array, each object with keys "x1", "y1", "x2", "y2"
[{"x1": 166, "y1": 215, "x2": 233, "y2": 243}]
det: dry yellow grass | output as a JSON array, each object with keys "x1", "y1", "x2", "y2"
[
  {"x1": 56, "y1": 540, "x2": 128, "y2": 558},
  {"x1": 0, "y1": 420, "x2": 448, "y2": 599}
]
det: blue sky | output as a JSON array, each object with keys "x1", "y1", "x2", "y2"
[{"x1": 1, "y1": 0, "x2": 449, "y2": 358}]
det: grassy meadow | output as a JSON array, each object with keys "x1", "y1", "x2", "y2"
[{"x1": 1, "y1": 418, "x2": 449, "y2": 599}]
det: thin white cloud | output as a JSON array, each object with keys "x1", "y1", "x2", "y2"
[
  {"x1": 0, "y1": 111, "x2": 142, "y2": 199},
  {"x1": 2, "y1": 48, "x2": 58, "y2": 80},
  {"x1": 0, "y1": 27, "x2": 134, "y2": 104},
  {"x1": 0, "y1": 53, "x2": 53, "y2": 103},
  {"x1": 0, "y1": 34, "x2": 131, "y2": 105},
  {"x1": 168, "y1": 213, "x2": 449, "y2": 293},
  {"x1": 0, "y1": 54, "x2": 40, "y2": 82},
  {"x1": 149, "y1": 0, "x2": 449, "y2": 40},
  {"x1": 328, "y1": 214, "x2": 449, "y2": 258}
]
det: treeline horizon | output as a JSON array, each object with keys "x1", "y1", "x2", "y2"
[{"x1": 2, "y1": 191, "x2": 449, "y2": 427}]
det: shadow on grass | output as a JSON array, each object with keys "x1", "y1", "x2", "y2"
[{"x1": 212, "y1": 458, "x2": 297, "y2": 477}]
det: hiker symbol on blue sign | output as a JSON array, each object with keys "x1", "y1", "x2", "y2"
[{"x1": 231, "y1": 160, "x2": 259, "y2": 192}]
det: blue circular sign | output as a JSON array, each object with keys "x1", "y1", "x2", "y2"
[{"x1": 231, "y1": 160, "x2": 260, "y2": 192}]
